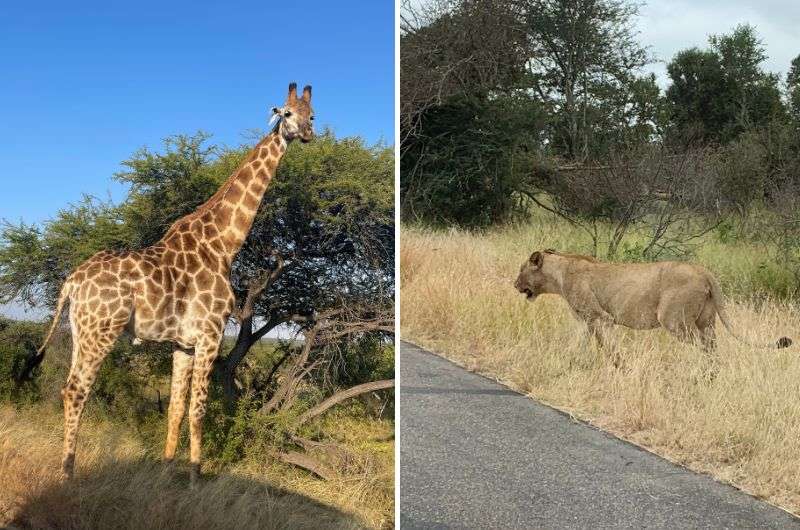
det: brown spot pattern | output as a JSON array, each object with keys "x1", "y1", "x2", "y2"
[{"x1": 53, "y1": 105, "x2": 299, "y2": 481}]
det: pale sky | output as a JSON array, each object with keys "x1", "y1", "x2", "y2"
[
  {"x1": 402, "y1": 0, "x2": 800, "y2": 84},
  {"x1": 637, "y1": 0, "x2": 800, "y2": 86}
]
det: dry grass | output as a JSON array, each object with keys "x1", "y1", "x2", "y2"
[
  {"x1": 0, "y1": 405, "x2": 393, "y2": 529},
  {"x1": 401, "y1": 219, "x2": 800, "y2": 515}
]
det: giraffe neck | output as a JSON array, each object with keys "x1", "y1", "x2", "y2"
[
  {"x1": 208, "y1": 131, "x2": 287, "y2": 260},
  {"x1": 158, "y1": 130, "x2": 288, "y2": 269}
]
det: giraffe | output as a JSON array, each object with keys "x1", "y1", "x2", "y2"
[{"x1": 28, "y1": 82, "x2": 314, "y2": 486}]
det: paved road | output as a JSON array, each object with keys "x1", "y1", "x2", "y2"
[{"x1": 400, "y1": 341, "x2": 800, "y2": 529}]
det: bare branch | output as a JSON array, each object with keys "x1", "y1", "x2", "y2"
[
  {"x1": 295, "y1": 379, "x2": 395, "y2": 428},
  {"x1": 270, "y1": 450, "x2": 335, "y2": 481}
]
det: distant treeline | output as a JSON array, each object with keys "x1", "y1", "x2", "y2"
[{"x1": 400, "y1": 0, "x2": 800, "y2": 230}]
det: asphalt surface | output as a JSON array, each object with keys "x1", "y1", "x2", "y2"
[{"x1": 399, "y1": 341, "x2": 800, "y2": 529}]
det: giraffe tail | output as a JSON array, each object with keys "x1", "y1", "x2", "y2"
[{"x1": 17, "y1": 280, "x2": 73, "y2": 383}]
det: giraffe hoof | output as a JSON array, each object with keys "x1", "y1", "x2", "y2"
[
  {"x1": 61, "y1": 454, "x2": 75, "y2": 480},
  {"x1": 189, "y1": 463, "x2": 201, "y2": 489}
]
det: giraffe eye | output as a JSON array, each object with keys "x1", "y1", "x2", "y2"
[
  {"x1": 310, "y1": 116, "x2": 315, "y2": 121},
  {"x1": 284, "y1": 111, "x2": 292, "y2": 118}
]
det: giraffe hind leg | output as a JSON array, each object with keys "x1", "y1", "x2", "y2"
[
  {"x1": 61, "y1": 308, "x2": 82, "y2": 400},
  {"x1": 188, "y1": 332, "x2": 223, "y2": 488},
  {"x1": 61, "y1": 324, "x2": 126, "y2": 479}
]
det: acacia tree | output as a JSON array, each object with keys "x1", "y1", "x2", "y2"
[
  {"x1": 0, "y1": 131, "x2": 394, "y2": 406},
  {"x1": 222, "y1": 134, "x2": 393, "y2": 402}
]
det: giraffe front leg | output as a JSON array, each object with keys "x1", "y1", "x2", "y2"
[
  {"x1": 188, "y1": 335, "x2": 221, "y2": 488},
  {"x1": 163, "y1": 349, "x2": 194, "y2": 462}
]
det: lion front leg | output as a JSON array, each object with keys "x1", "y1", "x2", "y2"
[{"x1": 586, "y1": 316, "x2": 619, "y2": 366}]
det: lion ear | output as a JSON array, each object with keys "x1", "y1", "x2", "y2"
[{"x1": 529, "y1": 251, "x2": 544, "y2": 268}]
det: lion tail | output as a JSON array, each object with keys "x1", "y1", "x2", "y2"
[{"x1": 707, "y1": 274, "x2": 792, "y2": 349}]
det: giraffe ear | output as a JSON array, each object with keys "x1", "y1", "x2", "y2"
[
  {"x1": 302, "y1": 85, "x2": 312, "y2": 103},
  {"x1": 287, "y1": 82, "x2": 298, "y2": 102}
]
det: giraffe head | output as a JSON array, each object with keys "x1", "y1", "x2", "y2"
[{"x1": 272, "y1": 82, "x2": 314, "y2": 143}]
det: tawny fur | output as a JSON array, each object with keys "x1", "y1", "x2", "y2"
[{"x1": 514, "y1": 249, "x2": 792, "y2": 351}]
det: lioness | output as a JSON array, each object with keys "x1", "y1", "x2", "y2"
[{"x1": 514, "y1": 249, "x2": 792, "y2": 351}]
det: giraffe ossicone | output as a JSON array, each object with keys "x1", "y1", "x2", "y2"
[{"x1": 30, "y1": 81, "x2": 314, "y2": 486}]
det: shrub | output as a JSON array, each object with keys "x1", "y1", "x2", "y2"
[
  {"x1": 0, "y1": 318, "x2": 44, "y2": 403},
  {"x1": 401, "y1": 95, "x2": 544, "y2": 227}
]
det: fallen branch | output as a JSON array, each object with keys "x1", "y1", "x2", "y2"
[
  {"x1": 271, "y1": 450, "x2": 335, "y2": 481},
  {"x1": 291, "y1": 435, "x2": 353, "y2": 465},
  {"x1": 295, "y1": 379, "x2": 395, "y2": 427}
]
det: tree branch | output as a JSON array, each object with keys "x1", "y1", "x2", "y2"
[
  {"x1": 270, "y1": 450, "x2": 335, "y2": 481},
  {"x1": 294, "y1": 379, "x2": 395, "y2": 428}
]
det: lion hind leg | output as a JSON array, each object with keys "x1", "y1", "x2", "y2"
[
  {"x1": 696, "y1": 300, "x2": 717, "y2": 352},
  {"x1": 657, "y1": 289, "x2": 706, "y2": 347}
]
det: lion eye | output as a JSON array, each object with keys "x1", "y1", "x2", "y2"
[{"x1": 284, "y1": 111, "x2": 292, "y2": 118}]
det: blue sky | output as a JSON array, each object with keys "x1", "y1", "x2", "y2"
[
  {"x1": 0, "y1": 0, "x2": 395, "y2": 227},
  {"x1": 0, "y1": 0, "x2": 395, "y2": 319}
]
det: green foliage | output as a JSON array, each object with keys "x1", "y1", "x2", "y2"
[
  {"x1": 401, "y1": 95, "x2": 544, "y2": 227},
  {"x1": 90, "y1": 339, "x2": 172, "y2": 422},
  {"x1": 713, "y1": 133, "x2": 768, "y2": 209},
  {"x1": 618, "y1": 242, "x2": 648, "y2": 263},
  {"x1": 752, "y1": 262, "x2": 796, "y2": 300},
  {"x1": 0, "y1": 318, "x2": 44, "y2": 403},
  {"x1": 204, "y1": 391, "x2": 303, "y2": 465},
  {"x1": 333, "y1": 337, "x2": 394, "y2": 388},
  {"x1": 666, "y1": 25, "x2": 785, "y2": 145},
  {"x1": 115, "y1": 133, "x2": 224, "y2": 248},
  {"x1": 0, "y1": 197, "x2": 132, "y2": 307},
  {"x1": 714, "y1": 219, "x2": 738, "y2": 245},
  {"x1": 666, "y1": 48, "x2": 729, "y2": 142}
]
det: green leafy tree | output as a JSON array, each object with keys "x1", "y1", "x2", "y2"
[
  {"x1": 400, "y1": 0, "x2": 660, "y2": 226},
  {"x1": 401, "y1": 94, "x2": 545, "y2": 227},
  {"x1": 519, "y1": 0, "x2": 652, "y2": 160},
  {"x1": 787, "y1": 54, "x2": 800, "y2": 124},
  {"x1": 665, "y1": 48, "x2": 729, "y2": 144},
  {"x1": 666, "y1": 24, "x2": 785, "y2": 144}
]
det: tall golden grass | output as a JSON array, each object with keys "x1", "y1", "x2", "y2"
[
  {"x1": 401, "y1": 217, "x2": 800, "y2": 515},
  {"x1": 0, "y1": 405, "x2": 393, "y2": 529}
]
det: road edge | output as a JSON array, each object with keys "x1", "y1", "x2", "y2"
[{"x1": 400, "y1": 339, "x2": 800, "y2": 521}]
